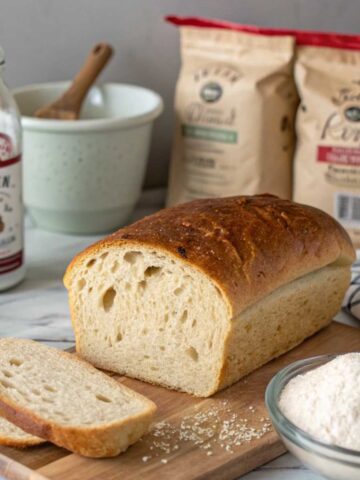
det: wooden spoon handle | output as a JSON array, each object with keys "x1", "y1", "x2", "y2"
[{"x1": 61, "y1": 43, "x2": 113, "y2": 111}]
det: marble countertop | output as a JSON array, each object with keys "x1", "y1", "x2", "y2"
[{"x1": 0, "y1": 188, "x2": 357, "y2": 480}]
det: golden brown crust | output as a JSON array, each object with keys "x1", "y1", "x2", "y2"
[
  {"x1": 0, "y1": 341, "x2": 157, "y2": 457},
  {"x1": 0, "y1": 409, "x2": 45, "y2": 448},
  {"x1": 64, "y1": 195, "x2": 355, "y2": 317},
  {"x1": 0, "y1": 397, "x2": 155, "y2": 456},
  {"x1": 0, "y1": 432, "x2": 45, "y2": 448}
]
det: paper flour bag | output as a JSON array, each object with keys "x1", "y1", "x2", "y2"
[
  {"x1": 166, "y1": 16, "x2": 297, "y2": 206},
  {"x1": 293, "y1": 35, "x2": 360, "y2": 246}
]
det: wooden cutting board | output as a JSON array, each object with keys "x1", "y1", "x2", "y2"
[{"x1": 0, "y1": 321, "x2": 359, "y2": 480}]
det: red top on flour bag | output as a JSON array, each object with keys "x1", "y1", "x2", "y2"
[{"x1": 166, "y1": 15, "x2": 360, "y2": 50}]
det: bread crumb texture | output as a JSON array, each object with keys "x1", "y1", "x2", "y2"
[{"x1": 0, "y1": 338, "x2": 156, "y2": 457}]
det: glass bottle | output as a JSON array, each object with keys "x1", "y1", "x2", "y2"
[{"x1": 0, "y1": 46, "x2": 25, "y2": 290}]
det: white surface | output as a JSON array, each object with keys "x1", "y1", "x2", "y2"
[{"x1": 0, "y1": 188, "x2": 358, "y2": 479}]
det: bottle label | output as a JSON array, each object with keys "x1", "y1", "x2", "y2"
[{"x1": 0, "y1": 133, "x2": 23, "y2": 275}]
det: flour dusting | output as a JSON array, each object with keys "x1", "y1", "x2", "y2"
[{"x1": 280, "y1": 353, "x2": 360, "y2": 450}]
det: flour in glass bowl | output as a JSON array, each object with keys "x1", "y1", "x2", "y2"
[{"x1": 279, "y1": 353, "x2": 360, "y2": 451}]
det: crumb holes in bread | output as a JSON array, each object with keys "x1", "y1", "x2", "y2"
[
  {"x1": 31, "y1": 388, "x2": 41, "y2": 396},
  {"x1": 44, "y1": 385, "x2": 57, "y2": 393},
  {"x1": 164, "y1": 313, "x2": 169, "y2": 323},
  {"x1": 0, "y1": 379, "x2": 14, "y2": 389},
  {"x1": 100, "y1": 252, "x2": 108, "y2": 260},
  {"x1": 86, "y1": 259, "x2": 96, "y2": 268},
  {"x1": 123, "y1": 251, "x2": 142, "y2": 265},
  {"x1": 160, "y1": 346, "x2": 165, "y2": 351},
  {"x1": 191, "y1": 319, "x2": 197, "y2": 328},
  {"x1": 96, "y1": 394, "x2": 112, "y2": 403},
  {"x1": 102, "y1": 287, "x2": 116, "y2": 312},
  {"x1": 77, "y1": 278, "x2": 86, "y2": 291},
  {"x1": 144, "y1": 266, "x2": 161, "y2": 278},
  {"x1": 2, "y1": 370, "x2": 12, "y2": 378},
  {"x1": 138, "y1": 280, "x2": 147, "y2": 291},
  {"x1": 142, "y1": 328, "x2": 148, "y2": 335},
  {"x1": 42, "y1": 397, "x2": 54, "y2": 404},
  {"x1": 9, "y1": 358, "x2": 22, "y2": 367},
  {"x1": 174, "y1": 286, "x2": 184, "y2": 296},
  {"x1": 180, "y1": 310, "x2": 188, "y2": 324},
  {"x1": 125, "y1": 282, "x2": 131, "y2": 291},
  {"x1": 115, "y1": 332, "x2": 123, "y2": 342},
  {"x1": 186, "y1": 347, "x2": 199, "y2": 362},
  {"x1": 111, "y1": 261, "x2": 119, "y2": 273}
]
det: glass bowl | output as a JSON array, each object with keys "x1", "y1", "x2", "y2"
[{"x1": 265, "y1": 355, "x2": 360, "y2": 480}]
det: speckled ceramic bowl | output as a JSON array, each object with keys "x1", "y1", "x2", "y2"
[{"x1": 13, "y1": 82, "x2": 163, "y2": 234}]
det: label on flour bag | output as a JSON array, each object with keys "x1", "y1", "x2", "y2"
[{"x1": 0, "y1": 133, "x2": 23, "y2": 275}]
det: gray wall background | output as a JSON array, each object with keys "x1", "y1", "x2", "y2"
[{"x1": 1, "y1": 0, "x2": 359, "y2": 188}]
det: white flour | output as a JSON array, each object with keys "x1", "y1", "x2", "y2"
[{"x1": 279, "y1": 353, "x2": 360, "y2": 451}]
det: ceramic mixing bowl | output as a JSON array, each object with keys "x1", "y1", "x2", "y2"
[{"x1": 13, "y1": 82, "x2": 163, "y2": 234}]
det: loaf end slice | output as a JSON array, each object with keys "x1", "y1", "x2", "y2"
[
  {"x1": 0, "y1": 416, "x2": 44, "y2": 448},
  {"x1": 0, "y1": 339, "x2": 156, "y2": 457}
]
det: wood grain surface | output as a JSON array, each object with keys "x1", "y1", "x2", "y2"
[{"x1": 0, "y1": 321, "x2": 359, "y2": 480}]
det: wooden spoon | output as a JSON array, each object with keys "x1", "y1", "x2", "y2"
[{"x1": 35, "y1": 43, "x2": 113, "y2": 120}]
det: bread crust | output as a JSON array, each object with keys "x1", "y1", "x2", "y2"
[
  {"x1": 64, "y1": 195, "x2": 355, "y2": 317},
  {"x1": 0, "y1": 430, "x2": 45, "y2": 448},
  {"x1": 0, "y1": 340, "x2": 157, "y2": 457}
]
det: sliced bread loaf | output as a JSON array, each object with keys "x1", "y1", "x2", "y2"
[
  {"x1": 64, "y1": 195, "x2": 355, "y2": 397},
  {"x1": 0, "y1": 416, "x2": 44, "y2": 448},
  {"x1": 0, "y1": 338, "x2": 156, "y2": 457}
]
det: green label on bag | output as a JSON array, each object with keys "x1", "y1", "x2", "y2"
[{"x1": 182, "y1": 124, "x2": 237, "y2": 144}]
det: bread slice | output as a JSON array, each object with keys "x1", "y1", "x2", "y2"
[
  {"x1": 0, "y1": 338, "x2": 156, "y2": 457},
  {"x1": 0, "y1": 416, "x2": 44, "y2": 448},
  {"x1": 64, "y1": 195, "x2": 355, "y2": 397}
]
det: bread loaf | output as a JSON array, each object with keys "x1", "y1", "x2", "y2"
[
  {"x1": 0, "y1": 339, "x2": 156, "y2": 457},
  {"x1": 64, "y1": 195, "x2": 355, "y2": 397}
]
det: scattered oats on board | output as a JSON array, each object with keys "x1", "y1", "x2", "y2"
[{"x1": 140, "y1": 400, "x2": 272, "y2": 465}]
